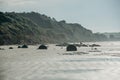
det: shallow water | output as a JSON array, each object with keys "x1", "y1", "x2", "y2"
[
  {"x1": 0, "y1": 41, "x2": 120, "y2": 80},
  {"x1": 62, "y1": 58, "x2": 120, "y2": 62},
  {"x1": 52, "y1": 69, "x2": 102, "y2": 73}
]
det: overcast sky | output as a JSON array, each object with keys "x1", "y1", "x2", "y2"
[{"x1": 0, "y1": 0, "x2": 120, "y2": 33}]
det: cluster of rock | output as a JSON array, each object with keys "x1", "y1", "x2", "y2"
[{"x1": 0, "y1": 43, "x2": 101, "y2": 52}]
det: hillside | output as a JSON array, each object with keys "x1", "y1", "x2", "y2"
[{"x1": 0, "y1": 12, "x2": 107, "y2": 45}]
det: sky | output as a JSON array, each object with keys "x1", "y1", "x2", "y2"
[{"x1": 0, "y1": 0, "x2": 120, "y2": 33}]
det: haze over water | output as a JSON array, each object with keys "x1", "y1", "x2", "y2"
[{"x1": 0, "y1": 41, "x2": 120, "y2": 80}]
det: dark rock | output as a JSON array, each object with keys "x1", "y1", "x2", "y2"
[
  {"x1": 9, "y1": 47, "x2": 13, "y2": 49},
  {"x1": 38, "y1": 45, "x2": 47, "y2": 49},
  {"x1": 66, "y1": 45, "x2": 77, "y2": 51},
  {"x1": 89, "y1": 44, "x2": 101, "y2": 47},
  {"x1": 22, "y1": 44, "x2": 28, "y2": 48},
  {"x1": 18, "y1": 46, "x2": 21, "y2": 48}
]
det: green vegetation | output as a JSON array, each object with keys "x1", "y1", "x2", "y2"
[{"x1": 0, "y1": 11, "x2": 108, "y2": 45}]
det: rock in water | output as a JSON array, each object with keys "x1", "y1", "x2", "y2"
[
  {"x1": 66, "y1": 45, "x2": 77, "y2": 51},
  {"x1": 22, "y1": 44, "x2": 28, "y2": 48},
  {"x1": 38, "y1": 45, "x2": 47, "y2": 49},
  {"x1": 18, "y1": 46, "x2": 21, "y2": 48},
  {"x1": 9, "y1": 47, "x2": 13, "y2": 49}
]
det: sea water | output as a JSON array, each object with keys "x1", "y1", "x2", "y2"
[{"x1": 0, "y1": 41, "x2": 120, "y2": 80}]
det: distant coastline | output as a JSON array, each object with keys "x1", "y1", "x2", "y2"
[{"x1": 0, "y1": 12, "x2": 119, "y2": 45}]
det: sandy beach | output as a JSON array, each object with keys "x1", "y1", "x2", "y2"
[{"x1": 0, "y1": 41, "x2": 120, "y2": 80}]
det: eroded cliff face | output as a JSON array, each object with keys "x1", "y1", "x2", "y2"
[{"x1": 0, "y1": 12, "x2": 108, "y2": 45}]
